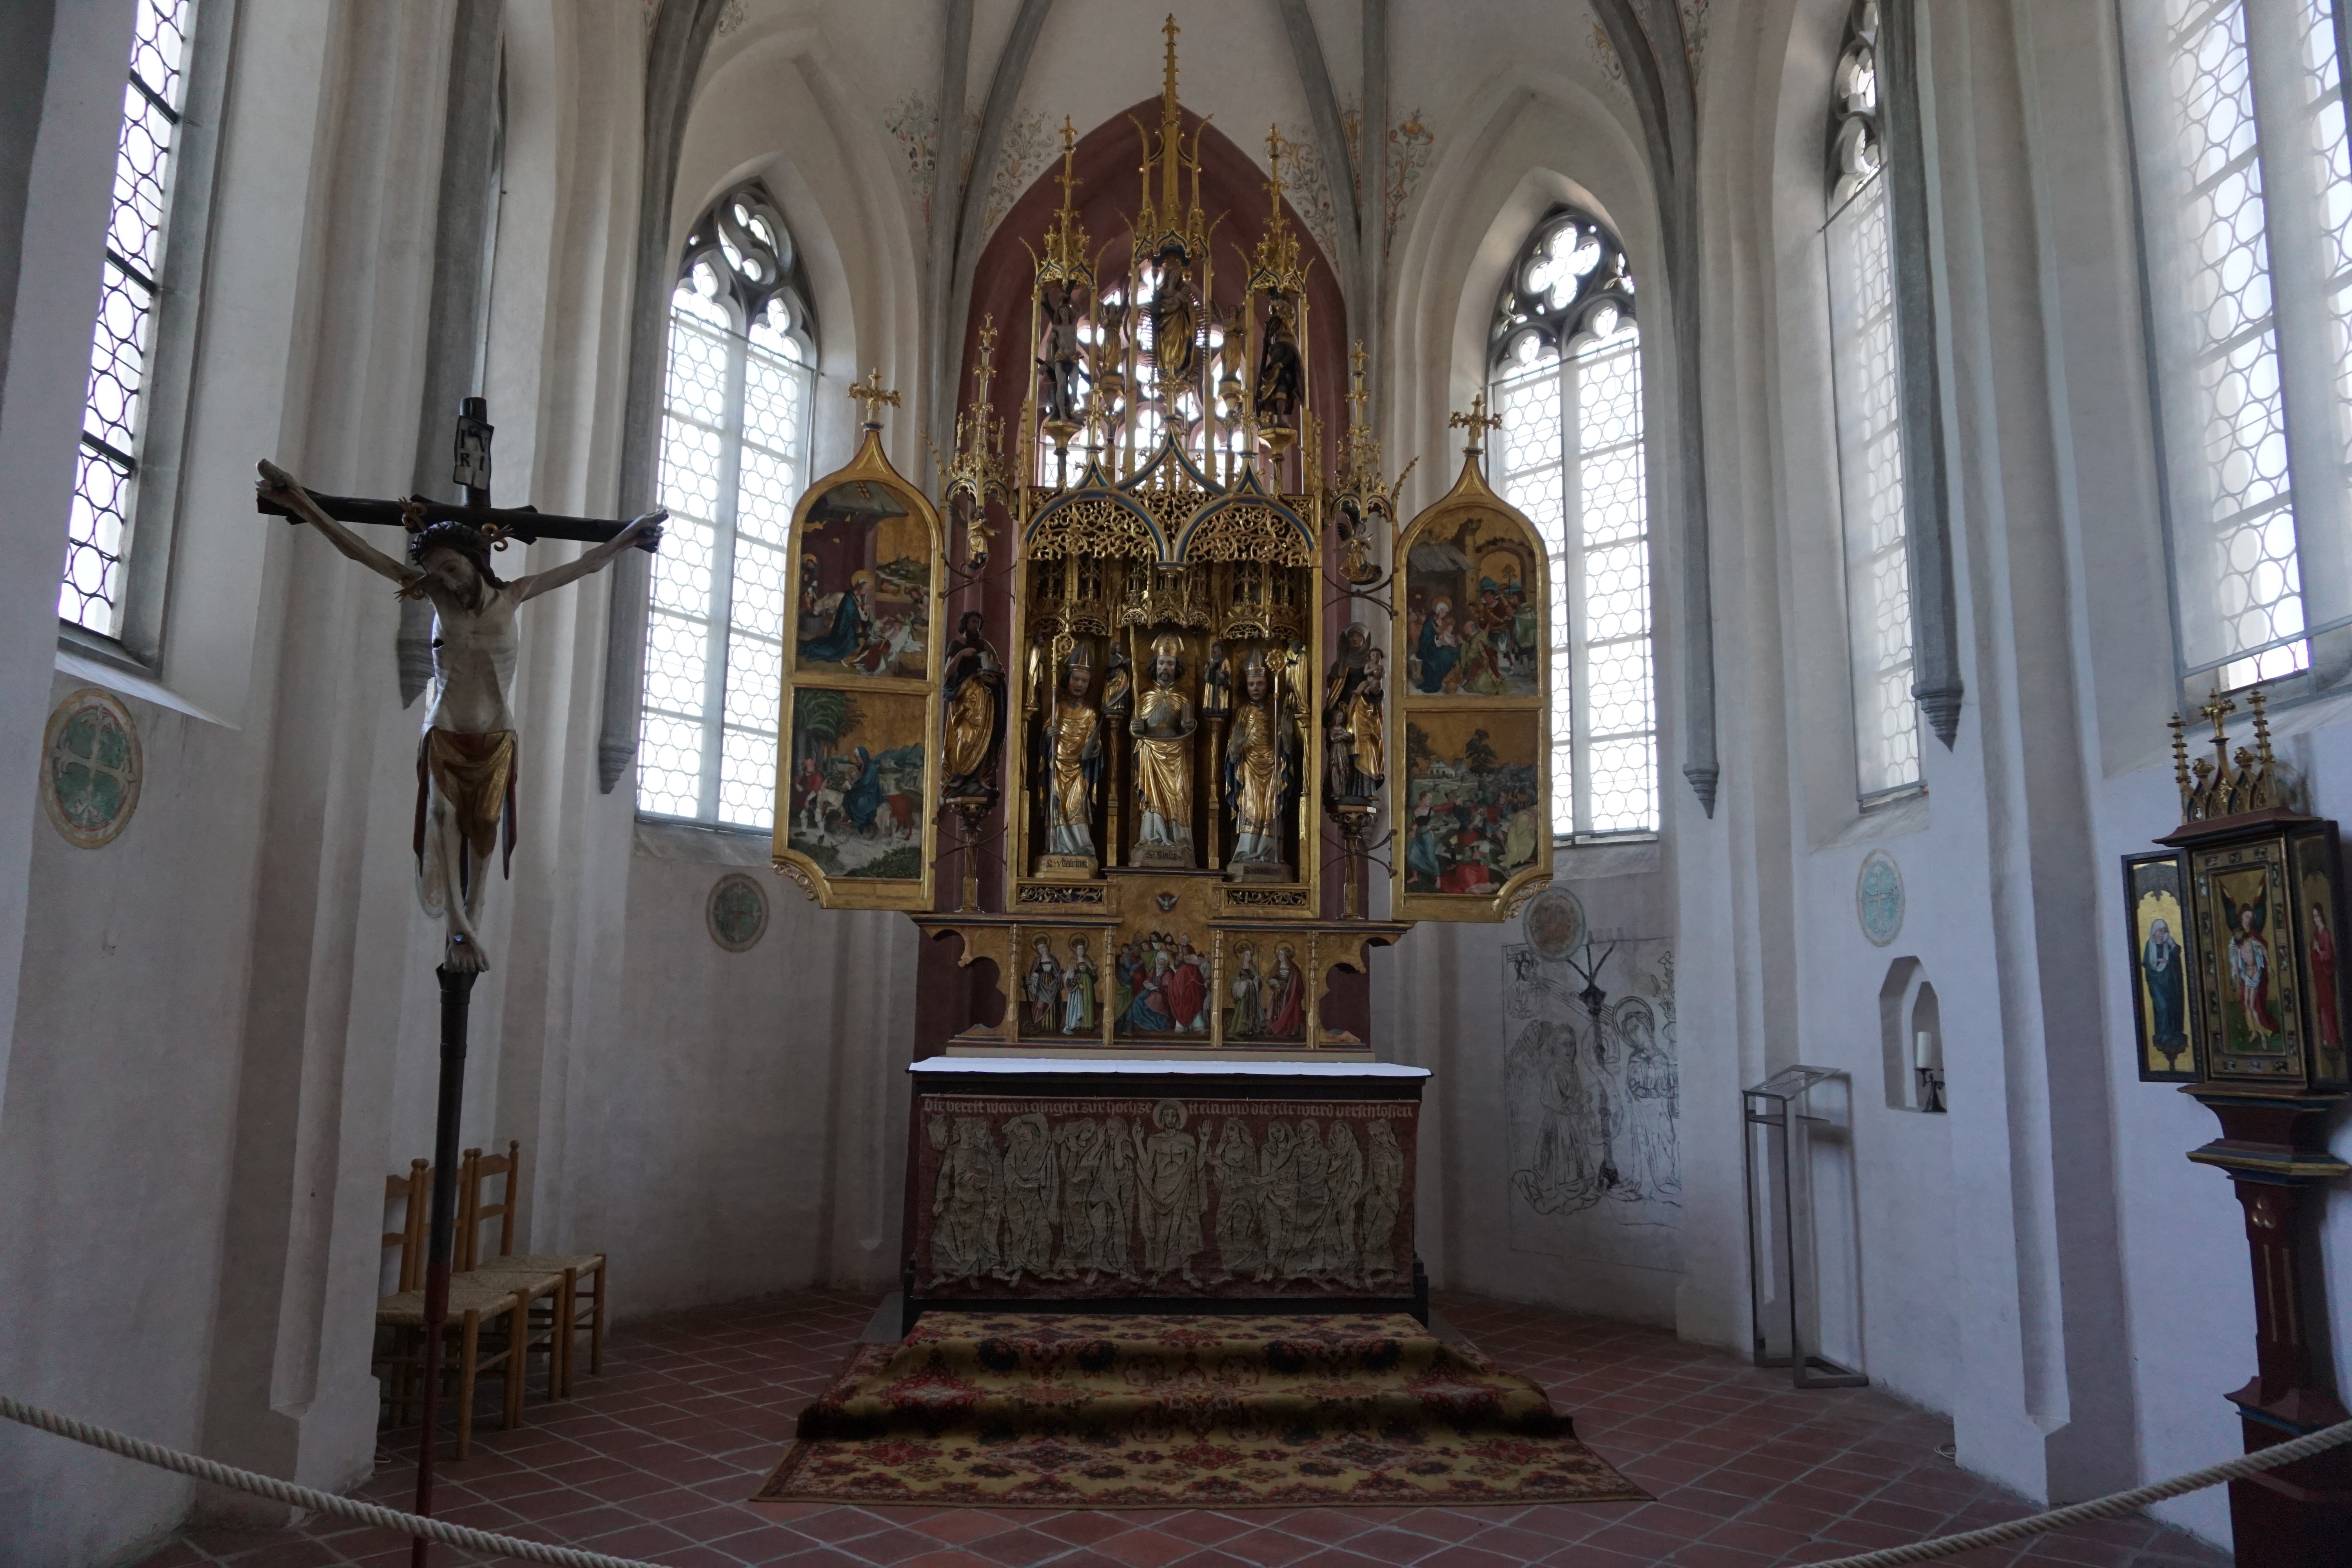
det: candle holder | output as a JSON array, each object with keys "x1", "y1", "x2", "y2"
[{"x1": 1915, "y1": 1064, "x2": 1945, "y2": 1114}]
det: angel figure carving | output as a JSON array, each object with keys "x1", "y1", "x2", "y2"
[{"x1": 256, "y1": 461, "x2": 661, "y2": 972}]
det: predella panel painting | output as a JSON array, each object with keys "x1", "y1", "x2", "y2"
[
  {"x1": 795, "y1": 479, "x2": 932, "y2": 679},
  {"x1": 1402, "y1": 710, "x2": 1544, "y2": 898},
  {"x1": 786, "y1": 687, "x2": 927, "y2": 880}
]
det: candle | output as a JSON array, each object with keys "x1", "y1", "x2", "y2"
[{"x1": 1915, "y1": 1031, "x2": 1933, "y2": 1071}]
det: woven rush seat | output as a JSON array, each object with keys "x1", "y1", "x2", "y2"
[
  {"x1": 374, "y1": 1276, "x2": 535, "y2": 1327},
  {"x1": 459, "y1": 1143, "x2": 609, "y2": 1395}
]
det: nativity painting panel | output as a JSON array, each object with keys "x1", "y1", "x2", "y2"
[
  {"x1": 1404, "y1": 515, "x2": 1543, "y2": 699},
  {"x1": 793, "y1": 479, "x2": 933, "y2": 679}
]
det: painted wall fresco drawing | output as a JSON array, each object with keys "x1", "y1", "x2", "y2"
[{"x1": 1502, "y1": 940, "x2": 1681, "y2": 1272}]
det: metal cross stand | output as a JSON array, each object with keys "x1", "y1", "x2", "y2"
[
  {"x1": 1741, "y1": 1065, "x2": 1868, "y2": 1389},
  {"x1": 256, "y1": 399, "x2": 653, "y2": 1566}
]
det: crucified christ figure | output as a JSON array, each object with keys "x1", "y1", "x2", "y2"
[{"x1": 257, "y1": 459, "x2": 663, "y2": 971}]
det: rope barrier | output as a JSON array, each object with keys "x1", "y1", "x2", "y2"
[
  {"x1": 2, "y1": 1391, "x2": 2347, "y2": 1566},
  {"x1": 1804, "y1": 1417, "x2": 2352, "y2": 1568}
]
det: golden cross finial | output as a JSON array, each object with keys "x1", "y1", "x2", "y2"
[
  {"x1": 1265, "y1": 125, "x2": 1288, "y2": 198},
  {"x1": 2199, "y1": 687, "x2": 2236, "y2": 744},
  {"x1": 849, "y1": 368, "x2": 900, "y2": 427},
  {"x1": 1347, "y1": 339, "x2": 1370, "y2": 427},
  {"x1": 1449, "y1": 392, "x2": 1503, "y2": 447}
]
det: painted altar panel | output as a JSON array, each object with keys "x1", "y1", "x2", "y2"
[
  {"x1": 773, "y1": 428, "x2": 945, "y2": 910},
  {"x1": 1391, "y1": 455, "x2": 1553, "y2": 923},
  {"x1": 910, "y1": 1093, "x2": 1419, "y2": 1300},
  {"x1": 2185, "y1": 835, "x2": 2308, "y2": 1084}
]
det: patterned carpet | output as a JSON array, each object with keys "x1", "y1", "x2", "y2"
[{"x1": 752, "y1": 1311, "x2": 1647, "y2": 1509}]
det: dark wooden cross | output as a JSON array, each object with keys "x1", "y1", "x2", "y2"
[
  {"x1": 254, "y1": 396, "x2": 658, "y2": 552},
  {"x1": 260, "y1": 399, "x2": 651, "y2": 1568}
]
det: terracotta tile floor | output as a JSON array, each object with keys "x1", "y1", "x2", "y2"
[{"x1": 136, "y1": 1290, "x2": 2230, "y2": 1568}]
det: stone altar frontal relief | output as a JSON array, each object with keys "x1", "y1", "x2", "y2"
[{"x1": 911, "y1": 1095, "x2": 1418, "y2": 1299}]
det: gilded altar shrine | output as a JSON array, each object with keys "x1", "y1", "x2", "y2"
[{"x1": 771, "y1": 20, "x2": 1557, "y2": 1056}]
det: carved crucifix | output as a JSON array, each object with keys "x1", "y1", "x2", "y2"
[{"x1": 256, "y1": 399, "x2": 661, "y2": 973}]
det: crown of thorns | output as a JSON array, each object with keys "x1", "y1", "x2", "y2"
[{"x1": 403, "y1": 505, "x2": 510, "y2": 588}]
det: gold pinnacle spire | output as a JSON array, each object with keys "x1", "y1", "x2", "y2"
[
  {"x1": 1034, "y1": 116, "x2": 1091, "y2": 282},
  {"x1": 1347, "y1": 341, "x2": 1370, "y2": 428},
  {"x1": 974, "y1": 316, "x2": 998, "y2": 410},
  {"x1": 1159, "y1": 15, "x2": 1184, "y2": 217},
  {"x1": 849, "y1": 369, "x2": 900, "y2": 427}
]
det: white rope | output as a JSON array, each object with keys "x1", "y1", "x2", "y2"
[
  {"x1": 1804, "y1": 1416, "x2": 2352, "y2": 1568},
  {"x1": 2, "y1": 1391, "x2": 2347, "y2": 1566},
  {"x1": 0, "y1": 1395, "x2": 662, "y2": 1568}
]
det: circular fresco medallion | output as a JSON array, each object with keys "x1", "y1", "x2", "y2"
[
  {"x1": 42, "y1": 687, "x2": 141, "y2": 849},
  {"x1": 1523, "y1": 884, "x2": 1587, "y2": 960},
  {"x1": 707, "y1": 871, "x2": 769, "y2": 952},
  {"x1": 1856, "y1": 849, "x2": 1905, "y2": 947}
]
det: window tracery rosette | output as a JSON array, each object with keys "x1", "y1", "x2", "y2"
[
  {"x1": 1390, "y1": 455, "x2": 1555, "y2": 924},
  {"x1": 1490, "y1": 209, "x2": 1637, "y2": 376}
]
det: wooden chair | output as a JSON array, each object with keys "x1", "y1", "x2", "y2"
[
  {"x1": 458, "y1": 1141, "x2": 608, "y2": 1397},
  {"x1": 372, "y1": 1159, "x2": 543, "y2": 1458}
]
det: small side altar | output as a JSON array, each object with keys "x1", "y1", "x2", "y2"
[{"x1": 901, "y1": 1058, "x2": 1428, "y2": 1330}]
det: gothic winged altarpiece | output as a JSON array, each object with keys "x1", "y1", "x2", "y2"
[{"x1": 773, "y1": 22, "x2": 1555, "y2": 1059}]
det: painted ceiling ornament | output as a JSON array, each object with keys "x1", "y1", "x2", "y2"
[
  {"x1": 708, "y1": 872, "x2": 770, "y2": 953},
  {"x1": 1857, "y1": 849, "x2": 1905, "y2": 947},
  {"x1": 1523, "y1": 885, "x2": 1587, "y2": 962},
  {"x1": 42, "y1": 687, "x2": 142, "y2": 849}
]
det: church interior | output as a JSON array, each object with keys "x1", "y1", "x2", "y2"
[{"x1": 4, "y1": 1, "x2": 2352, "y2": 1564}]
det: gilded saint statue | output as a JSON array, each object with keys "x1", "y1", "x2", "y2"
[
  {"x1": 942, "y1": 611, "x2": 1007, "y2": 800},
  {"x1": 1131, "y1": 632, "x2": 1198, "y2": 867},
  {"x1": 1224, "y1": 647, "x2": 1293, "y2": 876},
  {"x1": 1322, "y1": 625, "x2": 1386, "y2": 806},
  {"x1": 1150, "y1": 241, "x2": 1197, "y2": 389},
  {"x1": 1038, "y1": 642, "x2": 1105, "y2": 864}
]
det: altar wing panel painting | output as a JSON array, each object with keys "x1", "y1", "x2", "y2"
[
  {"x1": 2123, "y1": 850, "x2": 2198, "y2": 1083},
  {"x1": 774, "y1": 428, "x2": 944, "y2": 910},
  {"x1": 2186, "y1": 837, "x2": 2308, "y2": 1083},
  {"x1": 1392, "y1": 450, "x2": 1552, "y2": 922},
  {"x1": 793, "y1": 479, "x2": 932, "y2": 679}
]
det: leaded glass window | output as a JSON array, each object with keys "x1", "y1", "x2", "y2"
[
  {"x1": 1490, "y1": 208, "x2": 1658, "y2": 839},
  {"x1": 2121, "y1": 0, "x2": 2352, "y2": 692},
  {"x1": 637, "y1": 185, "x2": 817, "y2": 828},
  {"x1": 1825, "y1": 0, "x2": 1923, "y2": 799},
  {"x1": 61, "y1": 0, "x2": 196, "y2": 636}
]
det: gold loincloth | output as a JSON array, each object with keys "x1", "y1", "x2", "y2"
[{"x1": 414, "y1": 729, "x2": 517, "y2": 886}]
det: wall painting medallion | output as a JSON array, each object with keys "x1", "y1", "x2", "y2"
[
  {"x1": 1856, "y1": 849, "x2": 1904, "y2": 947},
  {"x1": 42, "y1": 687, "x2": 141, "y2": 849},
  {"x1": 2122, "y1": 849, "x2": 2197, "y2": 1082},
  {"x1": 1391, "y1": 447, "x2": 1552, "y2": 922},
  {"x1": 707, "y1": 871, "x2": 769, "y2": 953},
  {"x1": 774, "y1": 420, "x2": 944, "y2": 911},
  {"x1": 1523, "y1": 884, "x2": 1587, "y2": 961}
]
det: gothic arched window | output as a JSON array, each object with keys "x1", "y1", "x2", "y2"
[
  {"x1": 61, "y1": 0, "x2": 201, "y2": 643},
  {"x1": 2121, "y1": 0, "x2": 2352, "y2": 698},
  {"x1": 637, "y1": 183, "x2": 818, "y2": 827},
  {"x1": 1490, "y1": 207, "x2": 1657, "y2": 839},
  {"x1": 1824, "y1": 0, "x2": 1922, "y2": 800}
]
